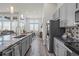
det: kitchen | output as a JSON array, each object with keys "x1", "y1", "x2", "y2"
[{"x1": 0, "y1": 3, "x2": 79, "y2": 56}]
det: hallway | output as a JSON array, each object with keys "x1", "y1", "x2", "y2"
[{"x1": 27, "y1": 36, "x2": 54, "y2": 56}]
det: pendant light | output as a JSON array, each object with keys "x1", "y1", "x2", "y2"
[{"x1": 10, "y1": 6, "x2": 14, "y2": 14}]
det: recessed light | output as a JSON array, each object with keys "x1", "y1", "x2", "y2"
[{"x1": 10, "y1": 6, "x2": 14, "y2": 14}]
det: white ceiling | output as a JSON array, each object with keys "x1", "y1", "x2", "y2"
[
  {"x1": 0, "y1": 3, "x2": 43, "y2": 18},
  {"x1": 0, "y1": 3, "x2": 57, "y2": 18}
]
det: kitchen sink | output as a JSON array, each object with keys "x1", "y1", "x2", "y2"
[{"x1": 14, "y1": 35, "x2": 26, "y2": 38}]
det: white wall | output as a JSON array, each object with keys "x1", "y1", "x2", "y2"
[
  {"x1": 43, "y1": 3, "x2": 57, "y2": 20},
  {"x1": 42, "y1": 3, "x2": 57, "y2": 45},
  {"x1": 57, "y1": 3, "x2": 63, "y2": 8}
]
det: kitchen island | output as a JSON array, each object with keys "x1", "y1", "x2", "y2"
[{"x1": 0, "y1": 32, "x2": 35, "y2": 56}]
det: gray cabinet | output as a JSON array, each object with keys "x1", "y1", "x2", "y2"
[
  {"x1": 1, "y1": 33, "x2": 34, "y2": 56},
  {"x1": 21, "y1": 38, "x2": 27, "y2": 56},
  {"x1": 29, "y1": 35, "x2": 32, "y2": 45},
  {"x1": 59, "y1": 3, "x2": 76, "y2": 27},
  {"x1": 54, "y1": 38, "x2": 67, "y2": 56},
  {"x1": 21, "y1": 35, "x2": 33, "y2": 56},
  {"x1": 60, "y1": 4, "x2": 67, "y2": 27},
  {"x1": 2, "y1": 46, "x2": 14, "y2": 56},
  {"x1": 14, "y1": 42, "x2": 21, "y2": 56},
  {"x1": 26, "y1": 36, "x2": 30, "y2": 53},
  {"x1": 66, "y1": 3, "x2": 76, "y2": 27},
  {"x1": 57, "y1": 43, "x2": 67, "y2": 56},
  {"x1": 2, "y1": 41, "x2": 21, "y2": 56},
  {"x1": 53, "y1": 9, "x2": 60, "y2": 20}
]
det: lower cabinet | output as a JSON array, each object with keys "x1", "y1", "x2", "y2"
[
  {"x1": 57, "y1": 44, "x2": 67, "y2": 56},
  {"x1": 27, "y1": 37, "x2": 30, "y2": 50},
  {"x1": 14, "y1": 42, "x2": 21, "y2": 56},
  {"x1": 1, "y1": 33, "x2": 35, "y2": 56},
  {"x1": 21, "y1": 38, "x2": 27, "y2": 56},
  {"x1": 2, "y1": 41, "x2": 21, "y2": 56},
  {"x1": 2, "y1": 46, "x2": 14, "y2": 56},
  {"x1": 54, "y1": 38, "x2": 67, "y2": 56},
  {"x1": 21, "y1": 35, "x2": 33, "y2": 56}
]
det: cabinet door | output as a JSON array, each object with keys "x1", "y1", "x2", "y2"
[
  {"x1": 26, "y1": 37, "x2": 30, "y2": 50},
  {"x1": 53, "y1": 13, "x2": 55, "y2": 20},
  {"x1": 14, "y1": 43, "x2": 21, "y2": 56},
  {"x1": 60, "y1": 4, "x2": 67, "y2": 27},
  {"x1": 58, "y1": 45, "x2": 66, "y2": 56},
  {"x1": 22, "y1": 38, "x2": 27, "y2": 56},
  {"x1": 2, "y1": 47, "x2": 14, "y2": 56},
  {"x1": 56, "y1": 9, "x2": 60, "y2": 19},
  {"x1": 66, "y1": 3, "x2": 76, "y2": 27},
  {"x1": 29, "y1": 35, "x2": 32, "y2": 45},
  {"x1": 54, "y1": 38, "x2": 59, "y2": 56},
  {"x1": 53, "y1": 9, "x2": 60, "y2": 20},
  {"x1": 57, "y1": 39, "x2": 67, "y2": 56},
  {"x1": 56, "y1": 43, "x2": 59, "y2": 56},
  {"x1": 54, "y1": 38, "x2": 67, "y2": 56}
]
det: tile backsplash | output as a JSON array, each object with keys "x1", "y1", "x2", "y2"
[{"x1": 65, "y1": 26, "x2": 79, "y2": 39}]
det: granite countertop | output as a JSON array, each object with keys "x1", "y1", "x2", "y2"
[
  {"x1": 0, "y1": 33, "x2": 32, "y2": 52},
  {"x1": 55, "y1": 37, "x2": 79, "y2": 55}
]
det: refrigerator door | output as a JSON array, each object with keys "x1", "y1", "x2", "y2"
[{"x1": 49, "y1": 20, "x2": 60, "y2": 53}]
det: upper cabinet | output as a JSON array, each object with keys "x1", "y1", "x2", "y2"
[
  {"x1": 66, "y1": 3, "x2": 76, "y2": 27},
  {"x1": 59, "y1": 3, "x2": 76, "y2": 27},
  {"x1": 60, "y1": 4, "x2": 67, "y2": 27},
  {"x1": 52, "y1": 8, "x2": 60, "y2": 20}
]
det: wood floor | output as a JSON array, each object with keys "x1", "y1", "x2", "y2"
[{"x1": 26, "y1": 36, "x2": 54, "y2": 56}]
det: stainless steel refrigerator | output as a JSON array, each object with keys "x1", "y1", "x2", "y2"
[{"x1": 49, "y1": 19, "x2": 65, "y2": 53}]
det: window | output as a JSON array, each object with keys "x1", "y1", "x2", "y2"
[
  {"x1": 30, "y1": 20, "x2": 38, "y2": 23},
  {"x1": 0, "y1": 37, "x2": 2, "y2": 42},
  {"x1": 20, "y1": 22, "x2": 24, "y2": 28},
  {"x1": 3, "y1": 21, "x2": 10, "y2": 30},
  {"x1": 35, "y1": 24, "x2": 38, "y2": 31},
  {"x1": 0, "y1": 42, "x2": 2, "y2": 45},
  {"x1": 3, "y1": 35, "x2": 11, "y2": 41},
  {"x1": 12, "y1": 21, "x2": 17, "y2": 32},
  {"x1": 19, "y1": 20, "x2": 25, "y2": 34},
  {"x1": 0, "y1": 37, "x2": 3, "y2": 45},
  {"x1": 0, "y1": 22, "x2": 2, "y2": 30},
  {"x1": 30, "y1": 24, "x2": 33, "y2": 31},
  {"x1": 29, "y1": 20, "x2": 39, "y2": 31}
]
